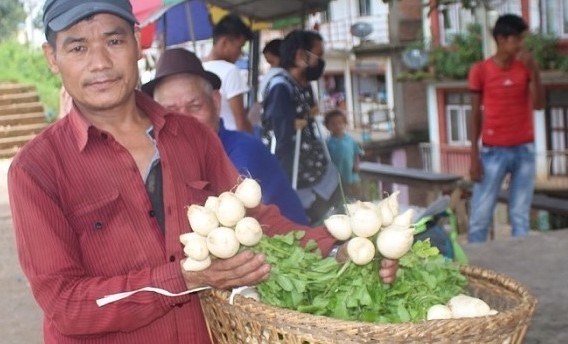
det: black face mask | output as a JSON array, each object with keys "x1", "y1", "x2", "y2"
[{"x1": 305, "y1": 58, "x2": 326, "y2": 81}]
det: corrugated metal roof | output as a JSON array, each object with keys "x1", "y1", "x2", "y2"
[{"x1": 204, "y1": 0, "x2": 333, "y2": 21}]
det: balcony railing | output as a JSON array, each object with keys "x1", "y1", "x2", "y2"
[{"x1": 419, "y1": 143, "x2": 568, "y2": 180}]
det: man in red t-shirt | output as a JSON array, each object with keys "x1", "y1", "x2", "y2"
[{"x1": 467, "y1": 14, "x2": 545, "y2": 243}]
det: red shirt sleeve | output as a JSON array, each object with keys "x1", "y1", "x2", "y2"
[{"x1": 468, "y1": 61, "x2": 484, "y2": 92}]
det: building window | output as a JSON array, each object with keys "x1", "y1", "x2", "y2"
[
  {"x1": 542, "y1": 0, "x2": 568, "y2": 37},
  {"x1": 358, "y1": 0, "x2": 372, "y2": 16},
  {"x1": 445, "y1": 92, "x2": 471, "y2": 145},
  {"x1": 439, "y1": 4, "x2": 474, "y2": 46},
  {"x1": 320, "y1": 5, "x2": 332, "y2": 23},
  {"x1": 547, "y1": 90, "x2": 568, "y2": 175}
]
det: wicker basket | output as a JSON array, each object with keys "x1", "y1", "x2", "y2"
[{"x1": 199, "y1": 265, "x2": 537, "y2": 344}]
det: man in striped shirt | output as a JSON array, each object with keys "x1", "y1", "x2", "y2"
[{"x1": 7, "y1": 1, "x2": 398, "y2": 343}]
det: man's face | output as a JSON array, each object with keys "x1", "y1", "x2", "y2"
[
  {"x1": 43, "y1": 14, "x2": 142, "y2": 114},
  {"x1": 224, "y1": 35, "x2": 247, "y2": 63},
  {"x1": 263, "y1": 51, "x2": 279, "y2": 68},
  {"x1": 153, "y1": 74, "x2": 220, "y2": 131},
  {"x1": 499, "y1": 33, "x2": 526, "y2": 57}
]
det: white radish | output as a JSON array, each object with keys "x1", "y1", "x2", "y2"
[
  {"x1": 216, "y1": 192, "x2": 246, "y2": 227},
  {"x1": 187, "y1": 205, "x2": 219, "y2": 236},
  {"x1": 386, "y1": 191, "x2": 401, "y2": 217},
  {"x1": 448, "y1": 294, "x2": 493, "y2": 318},
  {"x1": 182, "y1": 234, "x2": 210, "y2": 261},
  {"x1": 377, "y1": 200, "x2": 394, "y2": 227},
  {"x1": 350, "y1": 203, "x2": 382, "y2": 238},
  {"x1": 180, "y1": 232, "x2": 203, "y2": 245},
  {"x1": 207, "y1": 227, "x2": 241, "y2": 259},
  {"x1": 376, "y1": 224, "x2": 414, "y2": 259},
  {"x1": 234, "y1": 178, "x2": 262, "y2": 208},
  {"x1": 392, "y1": 208, "x2": 415, "y2": 227},
  {"x1": 235, "y1": 217, "x2": 263, "y2": 246},
  {"x1": 324, "y1": 214, "x2": 352, "y2": 240},
  {"x1": 426, "y1": 304, "x2": 453, "y2": 320},
  {"x1": 182, "y1": 256, "x2": 211, "y2": 272},
  {"x1": 346, "y1": 237, "x2": 376, "y2": 265},
  {"x1": 204, "y1": 196, "x2": 220, "y2": 212},
  {"x1": 235, "y1": 286, "x2": 261, "y2": 302}
]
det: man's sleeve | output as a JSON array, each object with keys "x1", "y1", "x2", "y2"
[
  {"x1": 468, "y1": 62, "x2": 483, "y2": 92},
  {"x1": 224, "y1": 65, "x2": 250, "y2": 99}
]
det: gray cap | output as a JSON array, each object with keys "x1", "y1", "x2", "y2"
[{"x1": 43, "y1": 0, "x2": 138, "y2": 36}]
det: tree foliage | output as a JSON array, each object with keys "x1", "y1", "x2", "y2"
[
  {"x1": 0, "y1": 40, "x2": 61, "y2": 114},
  {"x1": 0, "y1": 0, "x2": 25, "y2": 41}
]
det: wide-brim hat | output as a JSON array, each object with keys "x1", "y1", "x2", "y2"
[
  {"x1": 141, "y1": 48, "x2": 221, "y2": 96},
  {"x1": 43, "y1": 0, "x2": 138, "y2": 35}
]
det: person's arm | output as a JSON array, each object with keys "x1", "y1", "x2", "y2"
[
  {"x1": 263, "y1": 82, "x2": 297, "y2": 177},
  {"x1": 518, "y1": 51, "x2": 545, "y2": 110},
  {"x1": 468, "y1": 63, "x2": 484, "y2": 182},
  {"x1": 228, "y1": 94, "x2": 253, "y2": 132},
  {"x1": 469, "y1": 92, "x2": 483, "y2": 182},
  {"x1": 353, "y1": 139, "x2": 361, "y2": 173},
  {"x1": 224, "y1": 65, "x2": 253, "y2": 132}
]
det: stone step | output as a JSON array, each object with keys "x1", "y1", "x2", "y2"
[
  {"x1": 0, "y1": 145, "x2": 21, "y2": 159},
  {"x1": 0, "y1": 134, "x2": 37, "y2": 156},
  {"x1": 0, "y1": 112, "x2": 47, "y2": 126},
  {"x1": 0, "y1": 91, "x2": 40, "y2": 106},
  {"x1": 0, "y1": 122, "x2": 49, "y2": 139},
  {"x1": 0, "y1": 102, "x2": 44, "y2": 116},
  {"x1": 0, "y1": 83, "x2": 36, "y2": 96}
]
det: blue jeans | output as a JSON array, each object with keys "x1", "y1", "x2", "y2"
[{"x1": 468, "y1": 143, "x2": 535, "y2": 243}]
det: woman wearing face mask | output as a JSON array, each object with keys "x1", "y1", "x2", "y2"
[{"x1": 262, "y1": 30, "x2": 342, "y2": 226}]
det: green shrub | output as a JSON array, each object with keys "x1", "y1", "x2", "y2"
[
  {"x1": 0, "y1": 40, "x2": 61, "y2": 117},
  {"x1": 430, "y1": 23, "x2": 483, "y2": 80}
]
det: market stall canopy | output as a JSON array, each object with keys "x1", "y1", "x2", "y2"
[{"x1": 203, "y1": 0, "x2": 334, "y2": 21}]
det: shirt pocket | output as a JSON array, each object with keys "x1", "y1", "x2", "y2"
[{"x1": 67, "y1": 189, "x2": 143, "y2": 274}]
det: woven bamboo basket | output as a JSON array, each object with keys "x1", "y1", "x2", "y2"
[{"x1": 199, "y1": 265, "x2": 537, "y2": 344}]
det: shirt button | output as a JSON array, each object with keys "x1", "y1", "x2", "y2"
[
  {"x1": 169, "y1": 255, "x2": 176, "y2": 262},
  {"x1": 94, "y1": 222, "x2": 103, "y2": 230},
  {"x1": 101, "y1": 133, "x2": 108, "y2": 140},
  {"x1": 149, "y1": 210, "x2": 155, "y2": 217},
  {"x1": 176, "y1": 303, "x2": 183, "y2": 308}
]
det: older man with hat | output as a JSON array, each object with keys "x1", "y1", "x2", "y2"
[
  {"x1": 142, "y1": 48, "x2": 310, "y2": 225},
  {"x1": 8, "y1": 1, "x2": 401, "y2": 343}
]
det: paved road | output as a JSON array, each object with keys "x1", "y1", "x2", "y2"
[
  {"x1": 464, "y1": 230, "x2": 568, "y2": 344},
  {"x1": 1, "y1": 157, "x2": 567, "y2": 343}
]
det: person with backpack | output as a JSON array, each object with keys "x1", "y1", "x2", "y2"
[{"x1": 262, "y1": 30, "x2": 340, "y2": 225}]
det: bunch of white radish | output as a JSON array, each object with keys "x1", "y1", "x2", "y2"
[
  {"x1": 180, "y1": 177, "x2": 264, "y2": 272},
  {"x1": 324, "y1": 191, "x2": 416, "y2": 265},
  {"x1": 426, "y1": 294, "x2": 498, "y2": 320}
]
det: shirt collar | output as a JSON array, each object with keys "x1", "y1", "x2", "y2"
[{"x1": 67, "y1": 90, "x2": 179, "y2": 152}]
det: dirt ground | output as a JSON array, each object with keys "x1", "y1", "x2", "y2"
[
  {"x1": 1, "y1": 158, "x2": 567, "y2": 343},
  {"x1": 0, "y1": 159, "x2": 42, "y2": 343}
]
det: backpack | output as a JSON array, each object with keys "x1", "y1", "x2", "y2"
[{"x1": 262, "y1": 72, "x2": 329, "y2": 188}]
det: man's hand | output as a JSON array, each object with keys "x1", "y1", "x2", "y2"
[
  {"x1": 181, "y1": 251, "x2": 270, "y2": 290},
  {"x1": 379, "y1": 258, "x2": 398, "y2": 284},
  {"x1": 334, "y1": 243, "x2": 399, "y2": 284},
  {"x1": 469, "y1": 156, "x2": 483, "y2": 182},
  {"x1": 517, "y1": 50, "x2": 538, "y2": 72},
  {"x1": 294, "y1": 118, "x2": 308, "y2": 130}
]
